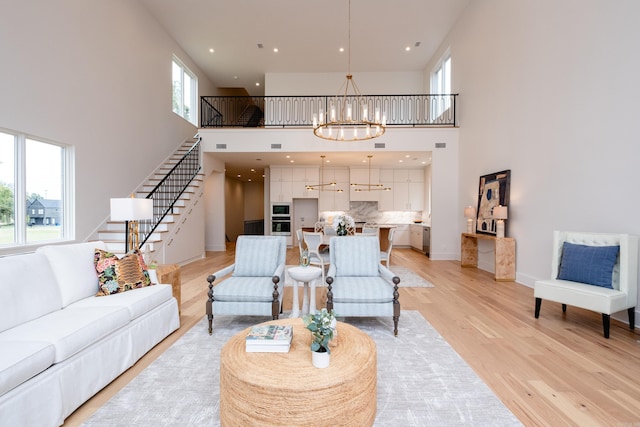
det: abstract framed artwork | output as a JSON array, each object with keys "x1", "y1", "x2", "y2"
[{"x1": 476, "y1": 170, "x2": 511, "y2": 236}]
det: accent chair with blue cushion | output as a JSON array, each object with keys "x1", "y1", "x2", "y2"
[
  {"x1": 534, "y1": 231, "x2": 639, "y2": 338},
  {"x1": 206, "y1": 235, "x2": 286, "y2": 334},
  {"x1": 325, "y1": 235, "x2": 401, "y2": 335}
]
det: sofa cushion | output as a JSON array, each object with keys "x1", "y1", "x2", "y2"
[
  {"x1": 557, "y1": 242, "x2": 620, "y2": 289},
  {"x1": 94, "y1": 249, "x2": 152, "y2": 296},
  {"x1": 0, "y1": 306, "x2": 129, "y2": 363},
  {"x1": 233, "y1": 237, "x2": 280, "y2": 277},
  {"x1": 36, "y1": 241, "x2": 107, "y2": 307},
  {"x1": 330, "y1": 277, "x2": 395, "y2": 303},
  {"x1": 0, "y1": 252, "x2": 62, "y2": 333},
  {"x1": 0, "y1": 340, "x2": 55, "y2": 396},
  {"x1": 68, "y1": 284, "x2": 173, "y2": 320},
  {"x1": 213, "y1": 276, "x2": 282, "y2": 302}
]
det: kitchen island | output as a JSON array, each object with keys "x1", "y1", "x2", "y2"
[{"x1": 301, "y1": 224, "x2": 395, "y2": 252}]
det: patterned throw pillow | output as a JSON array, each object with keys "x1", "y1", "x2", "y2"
[{"x1": 94, "y1": 248, "x2": 153, "y2": 296}]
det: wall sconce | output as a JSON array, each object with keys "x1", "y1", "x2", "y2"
[
  {"x1": 110, "y1": 197, "x2": 154, "y2": 253},
  {"x1": 464, "y1": 206, "x2": 476, "y2": 234},
  {"x1": 493, "y1": 205, "x2": 508, "y2": 238}
]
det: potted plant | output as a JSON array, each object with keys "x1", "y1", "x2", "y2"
[{"x1": 302, "y1": 308, "x2": 337, "y2": 368}]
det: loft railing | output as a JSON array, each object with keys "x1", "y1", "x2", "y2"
[
  {"x1": 138, "y1": 136, "x2": 202, "y2": 249},
  {"x1": 200, "y1": 94, "x2": 458, "y2": 128}
]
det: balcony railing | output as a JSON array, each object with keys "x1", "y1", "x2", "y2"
[{"x1": 200, "y1": 94, "x2": 458, "y2": 128}]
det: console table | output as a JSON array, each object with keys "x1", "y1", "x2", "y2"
[{"x1": 461, "y1": 233, "x2": 516, "y2": 281}]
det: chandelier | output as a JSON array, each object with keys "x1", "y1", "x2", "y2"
[
  {"x1": 351, "y1": 155, "x2": 391, "y2": 192},
  {"x1": 305, "y1": 155, "x2": 344, "y2": 192},
  {"x1": 312, "y1": 0, "x2": 386, "y2": 142}
]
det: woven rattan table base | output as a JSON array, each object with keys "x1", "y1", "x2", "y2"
[{"x1": 220, "y1": 318, "x2": 377, "y2": 426}]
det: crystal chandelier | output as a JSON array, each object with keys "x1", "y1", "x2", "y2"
[
  {"x1": 305, "y1": 155, "x2": 344, "y2": 192},
  {"x1": 350, "y1": 155, "x2": 391, "y2": 192},
  {"x1": 312, "y1": 0, "x2": 386, "y2": 142}
]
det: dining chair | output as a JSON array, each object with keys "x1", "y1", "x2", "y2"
[
  {"x1": 379, "y1": 228, "x2": 395, "y2": 267},
  {"x1": 314, "y1": 221, "x2": 325, "y2": 233},
  {"x1": 303, "y1": 231, "x2": 330, "y2": 283}
]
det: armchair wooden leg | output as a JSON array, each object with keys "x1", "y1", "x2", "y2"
[
  {"x1": 628, "y1": 307, "x2": 635, "y2": 330},
  {"x1": 534, "y1": 298, "x2": 542, "y2": 318},
  {"x1": 207, "y1": 275, "x2": 215, "y2": 335},
  {"x1": 602, "y1": 314, "x2": 610, "y2": 339}
]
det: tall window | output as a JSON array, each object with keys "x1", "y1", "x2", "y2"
[
  {"x1": 430, "y1": 51, "x2": 451, "y2": 121},
  {"x1": 172, "y1": 56, "x2": 198, "y2": 125},
  {"x1": 0, "y1": 129, "x2": 72, "y2": 248}
]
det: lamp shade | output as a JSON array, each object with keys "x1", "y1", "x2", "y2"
[
  {"x1": 464, "y1": 206, "x2": 476, "y2": 219},
  {"x1": 110, "y1": 198, "x2": 154, "y2": 221},
  {"x1": 493, "y1": 205, "x2": 508, "y2": 220}
]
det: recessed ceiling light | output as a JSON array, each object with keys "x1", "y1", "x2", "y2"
[
  {"x1": 399, "y1": 159, "x2": 404, "y2": 163},
  {"x1": 339, "y1": 47, "x2": 345, "y2": 53},
  {"x1": 256, "y1": 82, "x2": 260, "y2": 86},
  {"x1": 286, "y1": 155, "x2": 290, "y2": 158},
  {"x1": 209, "y1": 48, "x2": 214, "y2": 53},
  {"x1": 234, "y1": 76, "x2": 238, "y2": 80},
  {"x1": 273, "y1": 48, "x2": 278, "y2": 53},
  {"x1": 250, "y1": 168, "x2": 255, "y2": 172},
  {"x1": 290, "y1": 160, "x2": 294, "y2": 163},
  {"x1": 405, "y1": 46, "x2": 411, "y2": 52},
  {"x1": 405, "y1": 155, "x2": 410, "y2": 158},
  {"x1": 421, "y1": 161, "x2": 426, "y2": 165}
]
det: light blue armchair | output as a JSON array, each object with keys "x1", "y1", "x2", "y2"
[
  {"x1": 325, "y1": 236, "x2": 401, "y2": 335},
  {"x1": 206, "y1": 235, "x2": 287, "y2": 334}
]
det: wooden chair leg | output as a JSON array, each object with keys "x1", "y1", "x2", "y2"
[
  {"x1": 562, "y1": 304, "x2": 567, "y2": 313},
  {"x1": 628, "y1": 307, "x2": 635, "y2": 330},
  {"x1": 534, "y1": 298, "x2": 542, "y2": 318},
  {"x1": 602, "y1": 313, "x2": 610, "y2": 339}
]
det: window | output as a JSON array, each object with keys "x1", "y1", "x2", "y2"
[
  {"x1": 0, "y1": 129, "x2": 73, "y2": 248},
  {"x1": 172, "y1": 56, "x2": 198, "y2": 125},
  {"x1": 430, "y1": 51, "x2": 451, "y2": 121}
]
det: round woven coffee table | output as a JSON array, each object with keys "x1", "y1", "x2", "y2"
[{"x1": 219, "y1": 318, "x2": 377, "y2": 426}]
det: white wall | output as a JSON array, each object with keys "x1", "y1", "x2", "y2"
[
  {"x1": 434, "y1": 1, "x2": 640, "y2": 309},
  {"x1": 0, "y1": 0, "x2": 215, "y2": 244},
  {"x1": 266, "y1": 72, "x2": 426, "y2": 96}
]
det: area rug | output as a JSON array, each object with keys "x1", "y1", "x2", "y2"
[
  {"x1": 82, "y1": 312, "x2": 520, "y2": 426},
  {"x1": 284, "y1": 265, "x2": 434, "y2": 288}
]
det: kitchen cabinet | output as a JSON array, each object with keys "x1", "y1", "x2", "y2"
[
  {"x1": 410, "y1": 224, "x2": 423, "y2": 250},
  {"x1": 393, "y1": 169, "x2": 425, "y2": 211},
  {"x1": 291, "y1": 166, "x2": 319, "y2": 198},
  {"x1": 318, "y1": 167, "x2": 349, "y2": 211},
  {"x1": 377, "y1": 169, "x2": 394, "y2": 211},
  {"x1": 349, "y1": 167, "x2": 380, "y2": 202},
  {"x1": 270, "y1": 166, "x2": 320, "y2": 202},
  {"x1": 392, "y1": 224, "x2": 410, "y2": 246}
]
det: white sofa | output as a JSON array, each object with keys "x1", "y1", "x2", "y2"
[{"x1": 0, "y1": 241, "x2": 180, "y2": 426}]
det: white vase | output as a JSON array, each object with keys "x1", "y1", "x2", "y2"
[{"x1": 311, "y1": 350, "x2": 330, "y2": 368}]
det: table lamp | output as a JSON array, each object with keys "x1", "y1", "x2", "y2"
[
  {"x1": 464, "y1": 206, "x2": 476, "y2": 234},
  {"x1": 493, "y1": 205, "x2": 508, "y2": 238},
  {"x1": 110, "y1": 197, "x2": 154, "y2": 252}
]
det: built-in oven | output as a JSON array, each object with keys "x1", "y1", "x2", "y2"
[
  {"x1": 271, "y1": 203, "x2": 291, "y2": 217},
  {"x1": 271, "y1": 217, "x2": 291, "y2": 236},
  {"x1": 270, "y1": 203, "x2": 291, "y2": 235}
]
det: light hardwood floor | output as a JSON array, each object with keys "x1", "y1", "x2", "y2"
[{"x1": 66, "y1": 246, "x2": 640, "y2": 426}]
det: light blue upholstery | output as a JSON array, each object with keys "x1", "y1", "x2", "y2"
[
  {"x1": 206, "y1": 236, "x2": 286, "y2": 334},
  {"x1": 326, "y1": 236, "x2": 401, "y2": 335}
]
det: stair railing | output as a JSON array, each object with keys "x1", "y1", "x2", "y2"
[{"x1": 138, "y1": 136, "x2": 202, "y2": 249}]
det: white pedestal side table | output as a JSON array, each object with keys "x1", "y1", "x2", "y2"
[{"x1": 288, "y1": 266, "x2": 322, "y2": 317}]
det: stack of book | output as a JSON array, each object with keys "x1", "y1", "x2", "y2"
[{"x1": 245, "y1": 324, "x2": 293, "y2": 353}]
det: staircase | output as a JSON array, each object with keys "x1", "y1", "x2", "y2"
[
  {"x1": 235, "y1": 104, "x2": 263, "y2": 127},
  {"x1": 97, "y1": 140, "x2": 203, "y2": 260}
]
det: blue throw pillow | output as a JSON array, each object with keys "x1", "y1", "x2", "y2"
[{"x1": 557, "y1": 242, "x2": 619, "y2": 289}]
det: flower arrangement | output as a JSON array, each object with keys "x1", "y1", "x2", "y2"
[
  {"x1": 302, "y1": 308, "x2": 337, "y2": 354},
  {"x1": 332, "y1": 214, "x2": 355, "y2": 236}
]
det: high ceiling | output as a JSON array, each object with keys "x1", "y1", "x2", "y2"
[{"x1": 139, "y1": 0, "x2": 469, "y2": 180}]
